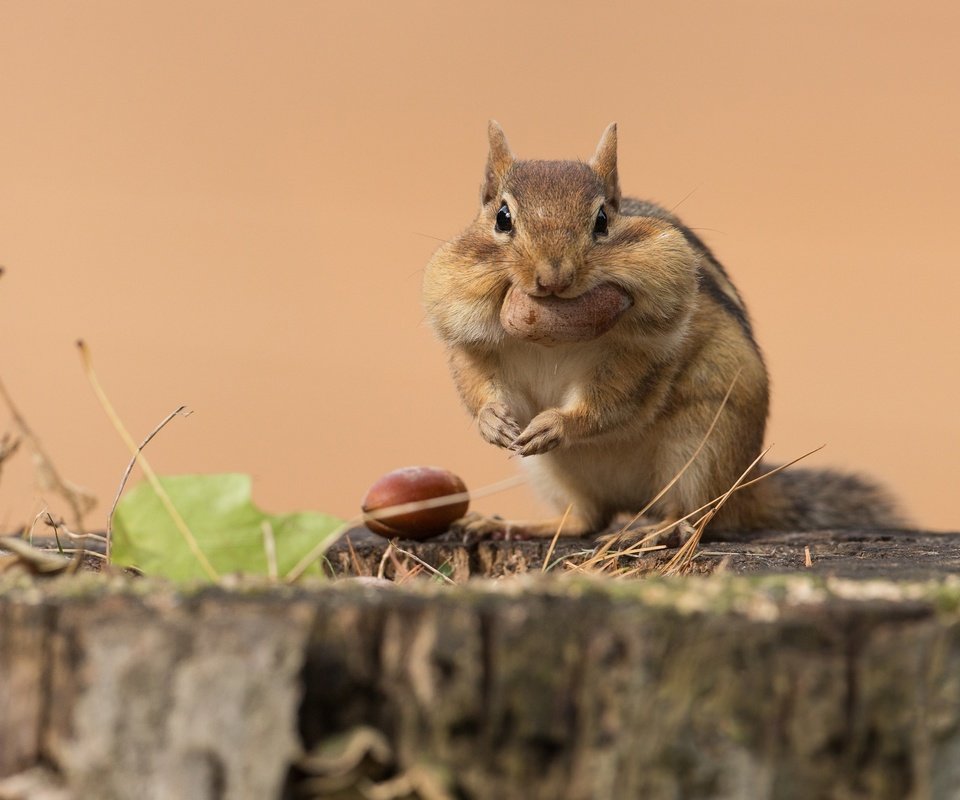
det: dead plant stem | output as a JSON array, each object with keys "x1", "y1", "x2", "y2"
[{"x1": 77, "y1": 341, "x2": 219, "y2": 581}]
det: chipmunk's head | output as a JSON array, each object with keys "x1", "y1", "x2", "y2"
[
  {"x1": 424, "y1": 122, "x2": 698, "y2": 347},
  {"x1": 480, "y1": 120, "x2": 620, "y2": 299}
]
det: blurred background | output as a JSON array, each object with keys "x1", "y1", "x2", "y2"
[{"x1": 1, "y1": 1, "x2": 957, "y2": 532}]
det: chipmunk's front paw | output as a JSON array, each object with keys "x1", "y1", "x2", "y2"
[
  {"x1": 512, "y1": 410, "x2": 565, "y2": 456},
  {"x1": 477, "y1": 403, "x2": 521, "y2": 449}
]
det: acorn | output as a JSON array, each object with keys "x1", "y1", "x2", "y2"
[{"x1": 361, "y1": 466, "x2": 469, "y2": 540}]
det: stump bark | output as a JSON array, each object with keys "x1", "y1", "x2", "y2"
[{"x1": 1, "y1": 529, "x2": 960, "y2": 799}]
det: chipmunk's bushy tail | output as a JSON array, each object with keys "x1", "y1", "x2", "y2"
[{"x1": 753, "y1": 465, "x2": 908, "y2": 530}]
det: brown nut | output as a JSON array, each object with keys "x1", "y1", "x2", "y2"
[
  {"x1": 361, "y1": 466, "x2": 469, "y2": 540},
  {"x1": 500, "y1": 282, "x2": 633, "y2": 345}
]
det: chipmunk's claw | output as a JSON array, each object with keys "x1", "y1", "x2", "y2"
[
  {"x1": 477, "y1": 403, "x2": 521, "y2": 449},
  {"x1": 511, "y1": 410, "x2": 564, "y2": 456},
  {"x1": 451, "y1": 512, "x2": 530, "y2": 541}
]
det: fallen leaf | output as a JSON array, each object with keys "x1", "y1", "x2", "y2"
[{"x1": 112, "y1": 473, "x2": 344, "y2": 581}]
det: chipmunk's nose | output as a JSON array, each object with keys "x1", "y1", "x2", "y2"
[{"x1": 533, "y1": 262, "x2": 574, "y2": 296}]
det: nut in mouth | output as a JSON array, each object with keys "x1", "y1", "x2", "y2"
[{"x1": 500, "y1": 283, "x2": 633, "y2": 345}]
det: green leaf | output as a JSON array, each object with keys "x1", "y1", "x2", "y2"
[{"x1": 112, "y1": 473, "x2": 345, "y2": 582}]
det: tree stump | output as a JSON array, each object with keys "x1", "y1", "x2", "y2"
[{"x1": 1, "y1": 529, "x2": 960, "y2": 799}]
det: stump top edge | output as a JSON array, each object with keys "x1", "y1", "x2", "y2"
[{"x1": 2, "y1": 569, "x2": 960, "y2": 623}]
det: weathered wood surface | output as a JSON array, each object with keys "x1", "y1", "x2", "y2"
[
  {"x1": 0, "y1": 578, "x2": 310, "y2": 800},
  {"x1": 1, "y1": 530, "x2": 960, "y2": 799},
  {"x1": 326, "y1": 527, "x2": 960, "y2": 581}
]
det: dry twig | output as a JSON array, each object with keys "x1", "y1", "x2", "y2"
[
  {"x1": 0, "y1": 535, "x2": 72, "y2": 575},
  {"x1": 0, "y1": 432, "x2": 21, "y2": 483},
  {"x1": 106, "y1": 404, "x2": 190, "y2": 562},
  {"x1": 0, "y1": 377, "x2": 96, "y2": 531},
  {"x1": 541, "y1": 504, "x2": 572, "y2": 573}
]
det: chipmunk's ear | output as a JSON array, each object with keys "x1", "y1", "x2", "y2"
[
  {"x1": 589, "y1": 123, "x2": 620, "y2": 211},
  {"x1": 482, "y1": 120, "x2": 514, "y2": 205}
]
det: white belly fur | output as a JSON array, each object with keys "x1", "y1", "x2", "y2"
[
  {"x1": 498, "y1": 339, "x2": 664, "y2": 523},
  {"x1": 498, "y1": 339, "x2": 599, "y2": 424}
]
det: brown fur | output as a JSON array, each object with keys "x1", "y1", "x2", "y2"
[{"x1": 423, "y1": 123, "x2": 907, "y2": 539}]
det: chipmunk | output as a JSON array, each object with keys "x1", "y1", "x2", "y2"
[{"x1": 422, "y1": 122, "x2": 906, "y2": 541}]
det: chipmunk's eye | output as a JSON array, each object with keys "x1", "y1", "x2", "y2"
[
  {"x1": 594, "y1": 205, "x2": 608, "y2": 236},
  {"x1": 495, "y1": 202, "x2": 513, "y2": 233}
]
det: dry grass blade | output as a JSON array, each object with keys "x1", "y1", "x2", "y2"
[
  {"x1": 612, "y1": 368, "x2": 742, "y2": 538},
  {"x1": 389, "y1": 541, "x2": 456, "y2": 584},
  {"x1": 582, "y1": 443, "x2": 825, "y2": 576},
  {"x1": 576, "y1": 512, "x2": 702, "y2": 573},
  {"x1": 286, "y1": 517, "x2": 360, "y2": 583},
  {"x1": 261, "y1": 520, "x2": 279, "y2": 581},
  {"x1": 541, "y1": 504, "x2": 572, "y2": 573},
  {"x1": 587, "y1": 369, "x2": 742, "y2": 566},
  {"x1": 726, "y1": 444, "x2": 825, "y2": 492},
  {"x1": 26, "y1": 507, "x2": 48, "y2": 546},
  {"x1": 106, "y1": 404, "x2": 190, "y2": 562},
  {"x1": 382, "y1": 543, "x2": 423, "y2": 583},
  {"x1": 660, "y1": 444, "x2": 773, "y2": 576},
  {"x1": 77, "y1": 340, "x2": 219, "y2": 582},
  {"x1": 0, "y1": 377, "x2": 96, "y2": 532},
  {"x1": 376, "y1": 544, "x2": 392, "y2": 580},
  {"x1": 345, "y1": 534, "x2": 365, "y2": 577}
]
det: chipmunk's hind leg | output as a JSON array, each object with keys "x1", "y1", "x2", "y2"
[
  {"x1": 598, "y1": 512, "x2": 697, "y2": 550},
  {"x1": 453, "y1": 510, "x2": 594, "y2": 541}
]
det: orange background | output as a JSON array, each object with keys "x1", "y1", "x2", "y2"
[{"x1": 1, "y1": 1, "x2": 957, "y2": 532}]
